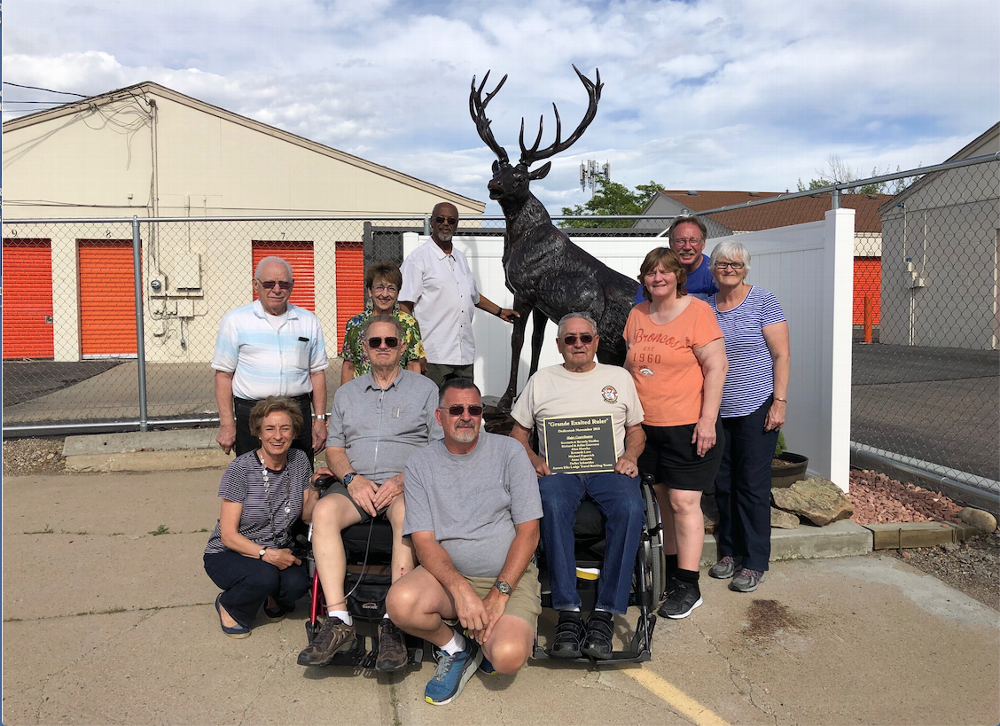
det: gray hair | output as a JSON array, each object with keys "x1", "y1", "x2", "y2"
[
  {"x1": 254, "y1": 256, "x2": 294, "y2": 280},
  {"x1": 362, "y1": 314, "x2": 404, "y2": 340},
  {"x1": 557, "y1": 311, "x2": 598, "y2": 338},
  {"x1": 710, "y1": 241, "x2": 751, "y2": 274}
]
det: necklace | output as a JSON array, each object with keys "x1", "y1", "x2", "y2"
[{"x1": 258, "y1": 450, "x2": 292, "y2": 546}]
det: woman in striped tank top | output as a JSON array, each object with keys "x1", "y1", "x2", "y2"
[{"x1": 706, "y1": 242, "x2": 790, "y2": 594}]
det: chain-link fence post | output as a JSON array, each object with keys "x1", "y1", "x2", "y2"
[{"x1": 132, "y1": 216, "x2": 149, "y2": 431}]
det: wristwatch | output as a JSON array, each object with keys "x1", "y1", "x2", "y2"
[
  {"x1": 258, "y1": 547, "x2": 267, "y2": 559},
  {"x1": 494, "y1": 580, "x2": 512, "y2": 596},
  {"x1": 342, "y1": 472, "x2": 358, "y2": 486},
  {"x1": 313, "y1": 413, "x2": 329, "y2": 421}
]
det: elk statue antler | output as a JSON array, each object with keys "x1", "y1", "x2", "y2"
[
  {"x1": 469, "y1": 71, "x2": 511, "y2": 167},
  {"x1": 518, "y1": 65, "x2": 603, "y2": 167}
]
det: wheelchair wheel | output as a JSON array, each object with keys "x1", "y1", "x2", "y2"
[{"x1": 642, "y1": 481, "x2": 664, "y2": 601}]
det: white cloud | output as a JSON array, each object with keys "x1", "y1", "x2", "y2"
[{"x1": 4, "y1": 0, "x2": 998, "y2": 214}]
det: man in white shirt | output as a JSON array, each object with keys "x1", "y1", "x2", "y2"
[
  {"x1": 212, "y1": 256, "x2": 329, "y2": 462},
  {"x1": 399, "y1": 202, "x2": 516, "y2": 387}
]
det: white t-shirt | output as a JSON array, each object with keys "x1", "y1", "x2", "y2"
[
  {"x1": 399, "y1": 239, "x2": 481, "y2": 366},
  {"x1": 511, "y1": 363, "x2": 644, "y2": 459}
]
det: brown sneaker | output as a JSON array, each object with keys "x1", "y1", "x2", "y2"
[
  {"x1": 297, "y1": 616, "x2": 356, "y2": 666},
  {"x1": 375, "y1": 619, "x2": 408, "y2": 672}
]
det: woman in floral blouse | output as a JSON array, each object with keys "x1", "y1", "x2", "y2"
[{"x1": 339, "y1": 261, "x2": 425, "y2": 384}]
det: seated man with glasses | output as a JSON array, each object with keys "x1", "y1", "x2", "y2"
[
  {"x1": 212, "y1": 255, "x2": 329, "y2": 463},
  {"x1": 509, "y1": 311, "x2": 647, "y2": 659},
  {"x1": 340, "y1": 260, "x2": 425, "y2": 384},
  {"x1": 399, "y1": 201, "x2": 517, "y2": 387},
  {"x1": 386, "y1": 378, "x2": 542, "y2": 706},
  {"x1": 298, "y1": 315, "x2": 442, "y2": 671}
]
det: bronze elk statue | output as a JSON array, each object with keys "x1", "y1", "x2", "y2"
[{"x1": 470, "y1": 65, "x2": 641, "y2": 410}]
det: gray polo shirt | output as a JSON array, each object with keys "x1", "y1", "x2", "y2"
[
  {"x1": 326, "y1": 369, "x2": 441, "y2": 482},
  {"x1": 403, "y1": 432, "x2": 542, "y2": 577}
]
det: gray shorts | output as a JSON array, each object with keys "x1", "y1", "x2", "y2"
[{"x1": 321, "y1": 480, "x2": 387, "y2": 524}]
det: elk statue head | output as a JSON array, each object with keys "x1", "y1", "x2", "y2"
[{"x1": 470, "y1": 65, "x2": 603, "y2": 219}]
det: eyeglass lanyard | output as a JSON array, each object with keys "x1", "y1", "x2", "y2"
[{"x1": 259, "y1": 454, "x2": 292, "y2": 546}]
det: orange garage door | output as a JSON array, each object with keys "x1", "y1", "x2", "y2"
[
  {"x1": 78, "y1": 240, "x2": 138, "y2": 357},
  {"x1": 252, "y1": 241, "x2": 315, "y2": 311},
  {"x1": 853, "y1": 257, "x2": 881, "y2": 326},
  {"x1": 335, "y1": 242, "x2": 365, "y2": 348},
  {"x1": 3, "y1": 238, "x2": 55, "y2": 359}
]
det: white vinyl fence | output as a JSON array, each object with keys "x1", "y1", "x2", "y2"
[{"x1": 404, "y1": 207, "x2": 855, "y2": 490}]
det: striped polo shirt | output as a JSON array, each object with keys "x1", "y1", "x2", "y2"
[
  {"x1": 204, "y1": 449, "x2": 312, "y2": 554},
  {"x1": 211, "y1": 300, "x2": 329, "y2": 400},
  {"x1": 708, "y1": 286, "x2": 786, "y2": 418}
]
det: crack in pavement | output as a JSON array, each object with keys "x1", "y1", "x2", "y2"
[
  {"x1": 691, "y1": 621, "x2": 777, "y2": 724},
  {"x1": 237, "y1": 651, "x2": 286, "y2": 726}
]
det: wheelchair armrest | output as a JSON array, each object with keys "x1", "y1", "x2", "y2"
[{"x1": 313, "y1": 474, "x2": 337, "y2": 492}]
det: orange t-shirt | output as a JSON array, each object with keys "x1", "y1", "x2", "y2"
[{"x1": 623, "y1": 299, "x2": 724, "y2": 426}]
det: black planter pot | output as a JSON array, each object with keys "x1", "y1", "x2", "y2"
[{"x1": 771, "y1": 452, "x2": 809, "y2": 488}]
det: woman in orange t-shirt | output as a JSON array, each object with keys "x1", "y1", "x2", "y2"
[{"x1": 624, "y1": 247, "x2": 728, "y2": 621}]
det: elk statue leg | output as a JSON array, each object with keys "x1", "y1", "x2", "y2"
[
  {"x1": 498, "y1": 297, "x2": 533, "y2": 411},
  {"x1": 528, "y1": 307, "x2": 547, "y2": 378}
]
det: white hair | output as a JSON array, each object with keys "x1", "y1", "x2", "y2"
[
  {"x1": 710, "y1": 241, "x2": 751, "y2": 274},
  {"x1": 254, "y1": 256, "x2": 294, "y2": 280},
  {"x1": 557, "y1": 311, "x2": 598, "y2": 338}
]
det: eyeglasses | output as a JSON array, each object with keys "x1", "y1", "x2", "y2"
[
  {"x1": 372, "y1": 284, "x2": 398, "y2": 294},
  {"x1": 433, "y1": 215, "x2": 458, "y2": 225},
  {"x1": 672, "y1": 237, "x2": 704, "y2": 246},
  {"x1": 257, "y1": 279, "x2": 292, "y2": 290},
  {"x1": 562, "y1": 333, "x2": 595, "y2": 346},
  {"x1": 366, "y1": 336, "x2": 400, "y2": 349},
  {"x1": 442, "y1": 404, "x2": 484, "y2": 417},
  {"x1": 714, "y1": 261, "x2": 745, "y2": 270}
]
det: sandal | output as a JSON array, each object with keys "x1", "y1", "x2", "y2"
[{"x1": 215, "y1": 594, "x2": 251, "y2": 638}]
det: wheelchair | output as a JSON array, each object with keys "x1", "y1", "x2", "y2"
[
  {"x1": 297, "y1": 475, "x2": 424, "y2": 669},
  {"x1": 298, "y1": 472, "x2": 664, "y2": 667},
  {"x1": 532, "y1": 472, "x2": 664, "y2": 663}
]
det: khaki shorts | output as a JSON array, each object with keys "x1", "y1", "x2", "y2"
[{"x1": 419, "y1": 562, "x2": 542, "y2": 632}]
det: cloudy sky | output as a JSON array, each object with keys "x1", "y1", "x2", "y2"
[{"x1": 4, "y1": 0, "x2": 998, "y2": 214}]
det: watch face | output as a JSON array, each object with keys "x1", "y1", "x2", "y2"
[
  {"x1": 495, "y1": 581, "x2": 512, "y2": 595},
  {"x1": 342, "y1": 473, "x2": 355, "y2": 486}
]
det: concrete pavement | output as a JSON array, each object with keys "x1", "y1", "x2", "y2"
[{"x1": 3, "y1": 467, "x2": 998, "y2": 725}]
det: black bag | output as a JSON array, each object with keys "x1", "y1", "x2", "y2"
[{"x1": 346, "y1": 572, "x2": 390, "y2": 620}]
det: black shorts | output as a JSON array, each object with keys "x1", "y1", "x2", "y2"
[{"x1": 638, "y1": 420, "x2": 724, "y2": 492}]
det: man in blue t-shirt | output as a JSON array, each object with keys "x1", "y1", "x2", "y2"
[{"x1": 634, "y1": 216, "x2": 719, "y2": 303}]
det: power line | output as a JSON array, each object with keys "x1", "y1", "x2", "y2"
[{"x1": 3, "y1": 81, "x2": 89, "y2": 98}]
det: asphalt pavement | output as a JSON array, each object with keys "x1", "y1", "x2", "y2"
[{"x1": 2, "y1": 467, "x2": 998, "y2": 726}]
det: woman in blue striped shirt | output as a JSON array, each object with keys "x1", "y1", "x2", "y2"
[{"x1": 706, "y1": 242, "x2": 790, "y2": 593}]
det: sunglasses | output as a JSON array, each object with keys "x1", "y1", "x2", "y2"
[
  {"x1": 366, "y1": 336, "x2": 400, "y2": 349},
  {"x1": 433, "y1": 215, "x2": 458, "y2": 225},
  {"x1": 442, "y1": 404, "x2": 484, "y2": 417},
  {"x1": 562, "y1": 333, "x2": 595, "y2": 346},
  {"x1": 257, "y1": 279, "x2": 292, "y2": 290}
]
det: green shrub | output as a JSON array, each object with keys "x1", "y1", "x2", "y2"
[{"x1": 775, "y1": 431, "x2": 787, "y2": 457}]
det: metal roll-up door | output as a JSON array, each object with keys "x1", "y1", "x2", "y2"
[
  {"x1": 78, "y1": 239, "x2": 138, "y2": 358},
  {"x1": 252, "y1": 241, "x2": 315, "y2": 311},
  {"x1": 2, "y1": 238, "x2": 55, "y2": 359},
  {"x1": 335, "y1": 241, "x2": 365, "y2": 348}
]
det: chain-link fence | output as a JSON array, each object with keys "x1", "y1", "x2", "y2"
[
  {"x1": 696, "y1": 155, "x2": 999, "y2": 493},
  {"x1": 3, "y1": 156, "x2": 997, "y2": 495}
]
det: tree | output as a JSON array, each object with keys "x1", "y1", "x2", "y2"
[
  {"x1": 796, "y1": 154, "x2": 916, "y2": 195},
  {"x1": 560, "y1": 178, "x2": 664, "y2": 228}
]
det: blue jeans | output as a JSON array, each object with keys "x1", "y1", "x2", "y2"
[
  {"x1": 715, "y1": 396, "x2": 779, "y2": 572},
  {"x1": 538, "y1": 472, "x2": 645, "y2": 614},
  {"x1": 204, "y1": 550, "x2": 311, "y2": 629}
]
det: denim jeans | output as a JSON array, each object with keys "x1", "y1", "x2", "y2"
[
  {"x1": 715, "y1": 396, "x2": 779, "y2": 572},
  {"x1": 204, "y1": 550, "x2": 311, "y2": 628},
  {"x1": 538, "y1": 472, "x2": 645, "y2": 614}
]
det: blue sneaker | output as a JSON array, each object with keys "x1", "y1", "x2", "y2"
[
  {"x1": 424, "y1": 640, "x2": 483, "y2": 705},
  {"x1": 478, "y1": 653, "x2": 498, "y2": 675}
]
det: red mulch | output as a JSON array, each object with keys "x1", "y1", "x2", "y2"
[{"x1": 848, "y1": 469, "x2": 963, "y2": 525}]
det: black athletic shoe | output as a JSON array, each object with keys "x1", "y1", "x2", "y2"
[
  {"x1": 657, "y1": 581, "x2": 703, "y2": 619},
  {"x1": 550, "y1": 611, "x2": 585, "y2": 658},
  {"x1": 581, "y1": 611, "x2": 614, "y2": 660}
]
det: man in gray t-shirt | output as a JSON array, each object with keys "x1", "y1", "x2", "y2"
[{"x1": 387, "y1": 379, "x2": 541, "y2": 706}]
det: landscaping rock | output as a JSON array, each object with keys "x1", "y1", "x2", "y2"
[
  {"x1": 771, "y1": 477, "x2": 853, "y2": 527},
  {"x1": 770, "y1": 507, "x2": 800, "y2": 529},
  {"x1": 958, "y1": 507, "x2": 998, "y2": 533}
]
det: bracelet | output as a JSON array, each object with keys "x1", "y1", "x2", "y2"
[
  {"x1": 774, "y1": 396, "x2": 787, "y2": 402},
  {"x1": 494, "y1": 307, "x2": 504, "y2": 318},
  {"x1": 313, "y1": 413, "x2": 328, "y2": 421}
]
